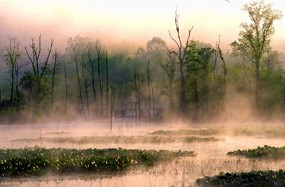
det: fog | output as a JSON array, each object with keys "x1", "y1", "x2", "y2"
[{"x1": 1, "y1": 0, "x2": 285, "y2": 186}]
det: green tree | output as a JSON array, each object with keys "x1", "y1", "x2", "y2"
[{"x1": 231, "y1": 0, "x2": 282, "y2": 106}]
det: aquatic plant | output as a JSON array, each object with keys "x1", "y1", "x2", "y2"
[
  {"x1": 0, "y1": 147, "x2": 196, "y2": 177},
  {"x1": 227, "y1": 145, "x2": 285, "y2": 159},
  {"x1": 196, "y1": 170, "x2": 285, "y2": 187},
  {"x1": 13, "y1": 135, "x2": 221, "y2": 145},
  {"x1": 148, "y1": 129, "x2": 220, "y2": 136}
]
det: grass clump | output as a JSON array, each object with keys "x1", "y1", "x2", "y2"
[
  {"x1": 196, "y1": 170, "x2": 285, "y2": 187},
  {"x1": 227, "y1": 145, "x2": 285, "y2": 159},
  {"x1": 184, "y1": 136, "x2": 220, "y2": 143},
  {"x1": 14, "y1": 135, "x2": 221, "y2": 145},
  {"x1": 149, "y1": 129, "x2": 220, "y2": 136},
  {"x1": 0, "y1": 147, "x2": 195, "y2": 177}
]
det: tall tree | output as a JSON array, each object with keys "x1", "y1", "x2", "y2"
[
  {"x1": 231, "y1": 0, "x2": 282, "y2": 106},
  {"x1": 160, "y1": 52, "x2": 176, "y2": 110},
  {"x1": 168, "y1": 10, "x2": 193, "y2": 115},
  {"x1": 51, "y1": 50, "x2": 58, "y2": 112},
  {"x1": 66, "y1": 36, "x2": 85, "y2": 118},
  {"x1": 4, "y1": 37, "x2": 21, "y2": 103},
  {"x1": 25, "y1": 35, "x2": 54, "y2": 79},
  {"x1": 105, "y1": 51, "x2": 109, "y2": 116}
]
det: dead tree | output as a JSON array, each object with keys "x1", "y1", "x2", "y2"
[
  {"x1": 4, "y1": 37, "x2": 21, "y2": 104},
  {"x1": 25, "y1": 35, "x2": 54, "y2": 79},
  {"x1": 147, "y1": 60, "x2": 151, "y2": 126},
  {"x1": 105, "y1": 51, "x2": 109, "y2": 116},
  {"x1": 87, "y1": 44, "x2": 97, "y2": 114},
  {"x1": 168, "y1": 10, "x2": 193, "y2": 115},
  {"x1": 67, "y1": 38, "x2": 85, "y2": 118},
  {"x1": 51, "y1": 50, "x2": 58, "y2": 112},
  {"x1": 80, "y1": 53, "x2": 90, "y2": 117},
  {"x1": 130, "y1": 62, "x2": 144, "y2": 124},
  {"x1": 110, "y1": 87, "x2": 115, "y2": 132},
  {"x1": 95, "y1": 41, "x2": 103, "y2": 115},
  {"x1": 63, "y1": 60, "x2": 68, "y2": 118}
]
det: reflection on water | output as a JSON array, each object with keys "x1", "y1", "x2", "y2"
[{"x1": 1, "y1": 122, "x2": 285, "y2": 186}]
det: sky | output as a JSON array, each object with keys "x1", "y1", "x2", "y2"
[{"x1": 0, "y1": 0, "x2": 285, "y2": 53}]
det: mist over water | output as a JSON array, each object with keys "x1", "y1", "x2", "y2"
[
  {"x1": 0, "y1": 0, "x2": 285, "y2": 186},
  {"x1": 2, "y1": 120, "x2": 285, "y2": 186}
]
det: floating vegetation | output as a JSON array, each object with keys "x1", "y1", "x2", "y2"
[
  {"x1": 13, "y1": 135, "x2": 221, "y2": 145},
  {"x1": 230, "y1": 127, "x2": 285, "y2": 138},
  {"x1": 0, "y1": 147, "x2": 196, "y2": 177},
  {"x1": 196, "y1": 170, "x2": 285, "y2": 187},
  {"x1": 227, "y1": 145, "x2": 285, "y2": 159},
  {"x1": 43, "y1": 131, "x2": 70, "y2": 135},
  {"x1": 184, "y1": 136, "x2": 220, "y2": 143},
  {"x1": 148, "y1": 129, "x2": 220, "y2": 136}
]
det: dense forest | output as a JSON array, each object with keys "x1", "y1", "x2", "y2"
[{"x1": 0, "y1": 1, "x2": 284, "y2": 124}]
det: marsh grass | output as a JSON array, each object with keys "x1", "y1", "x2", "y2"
[
  {"x1": 148, "y1": 129, "x2": 220, "y2": 136},
  {"x1": 148, "y1": 127, "x2": 285, "y2": 138},
  {"x1": 0, "y1": 147, "x2": 196, "y2": 177},
  {"x1": 227, "y1": 145, "x2": 285, "y2": 159},
  {"x1": 196, "y1": 170, "x2": 285, "y2": 187},
  {"x1": 12, "y1": 136, "x2": 221, "y2": 145}
]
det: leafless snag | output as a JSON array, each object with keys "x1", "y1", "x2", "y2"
[{"x1": 168, "y1": 9, "x2": 193, "y2": 115}]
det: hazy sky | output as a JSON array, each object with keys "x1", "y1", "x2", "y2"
[{"x1": 0, "y1": 0, "x2": 285, "y2": 52}]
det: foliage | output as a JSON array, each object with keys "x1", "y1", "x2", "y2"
[
  {"x1": 0, "y1": 147, "x2": 195, "y2": 177},
  {"x1": 231, "y1": 0, "x2": 282, "y2": 106},
  {"x1": 227, "y1": 145, "x2": 285, "y2": 159},
  {"x1": 196, "y1": 170, "x2": 285, "y2": 187}
]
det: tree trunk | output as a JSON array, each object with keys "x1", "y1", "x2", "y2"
[
  {"x1": 97, "y1": 51, "x2": 103, "y2": 115},
  {"x1": 10, "y1": 66, "x2": 15, "y2": 103},
  {"x1": 255, "y1": 62, "x2": 260, "y2": 106},
  {"x1": 179, "y1": 56, "x2": 187, "y2": 114},
  {"x1": 81, "y1": 63, "x2": 89, "y2": 117},
  {"x1": 87, "y1": 49, "x2": 97, "y2": 114},
  {"x1": 105, "y1": 51, "x2": 109, "y2": 116},
  {"x1": 110, "y1": 87, "x2": 115, "y2": 132},
  {"x1": 75, "y1": 57, "x2": 85, "y2": 118},
  {"x1": 51, "y1": 52, "x2": 58, "y2": 112},
  {"x1": 63, "y1": 61, "x2": 68, "y2": 118},
  {"x1": 15, "y1": 65, "x2": 20, "y2": 120},
  {"x1": 152, "y1": 87, "x2": 155, "y2": 121},
  {"x1": 0, "y1": 85, "x2": 2, "y2": 102},
  {"x1": 147, "y1": 60, "x2": 151, "y2": 128}
]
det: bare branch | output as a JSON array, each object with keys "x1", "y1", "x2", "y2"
[
  {"x1": 40, "y1": 38, "x2": 54, "y2": 78},
  {"x1": 168, "y1": 31, "x2": 180, "y2": 49}
]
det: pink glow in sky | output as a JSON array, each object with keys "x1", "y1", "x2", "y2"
[{"x1": 0, "y1": 0, "x2": 284, "y2": 52}]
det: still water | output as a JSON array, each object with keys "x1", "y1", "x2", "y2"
[{"x1": 1, "y1": 122, "x2": 285, "y2": 187}]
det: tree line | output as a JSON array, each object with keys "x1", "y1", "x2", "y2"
[{"x1": 0, "y1": 1, "x2": 284, "y2": 124}]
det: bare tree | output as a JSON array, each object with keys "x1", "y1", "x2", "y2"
[
  {"x1": 130, "y1": 62, "x2": 144, "y2": 124},
  {"x1": 63, "y1": 60, "x2": 68, "y2": 118},
  {"x1": 51, "y1": 50, "x2": 58, "y2": 112},
  {"x1": 4, "y1": 36, "x2": 21, "y2": 103},
  {"x1": 67, "y1": 37, "x2": 85, "y2": 118},
  {"x1": 105, "y1": 51, "x2": 109, "y2": 116},
  {"x1": 168, "y1": 10, "x2": 193, "y2": 115},
  {"x1": 87, "y1": 43, "x2": 97, "y2": 113},
  {"x1": 25, "y1": 35, "x2": 54, "y2": 79},
  {"x1": 95, "y1": 41, "x2": 104, "y2": 115},
  {"x1": 147, "y1": 60, "x2": 151, "y2": 126}
]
